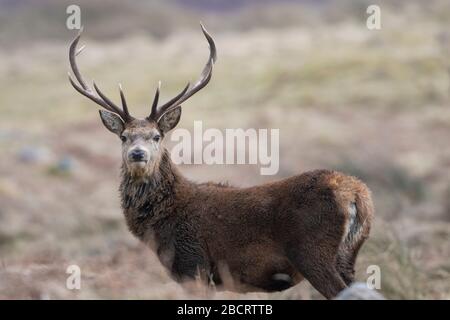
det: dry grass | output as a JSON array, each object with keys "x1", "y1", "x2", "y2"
[{"x1": 0, "y1": 1, "x2": 449, "y2": 299}]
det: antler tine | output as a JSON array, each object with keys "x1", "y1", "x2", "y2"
[
  {"x1": 92, "y1": 81, "x2": 128, "y2": 119},
  {"x1": 149, "y1": 23, "x2": 217, "y2": 122},
  {"x1": 119, "y1": 84, "x2": 131, "y2": 120},
  {"x1": 68, "y1": 28, "x2": 133, "y2": 122},
  {"x1": 68, "y1": 73, "x2": 113, "y2": 113},
  {"x1": 149, "y1": 81, "x2": 161, "y2": 120},
  {"x1": 152, "y1": 82, "x2": 190, "y2": 121},
  {"x1": 69, "y1": 27, "x2": 89, "y2": 90}
]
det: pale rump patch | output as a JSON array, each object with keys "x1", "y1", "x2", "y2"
[{"x1": 324, "y1": 172, "x2": 373, "y2": 245}]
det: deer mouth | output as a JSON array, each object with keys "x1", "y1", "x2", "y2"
[
  {"x1": 128, "y1": 148, "x2": 149, "y2": 165},
  {"x1": 130, "y1": 158, "x2": 148, "y2": 163},
  {"x1": 128, "y1": 159, "x2": 149, "y2": 171},
  {"x1": 130, "y1": 159, "x2": 148, "y2": 165}
]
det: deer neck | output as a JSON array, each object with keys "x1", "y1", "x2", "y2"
[{"x1": 119, "y1": 148, "x2": 182, "y2": 239}]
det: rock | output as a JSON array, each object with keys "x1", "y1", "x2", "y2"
[
  {"x1": 335, "y1": 282, "x2": 385, "y2": 300},
  {"x1": 47, "y1": 156, "x2": 76, "y2": 176},
  {"x1": 56, "y1": 156, "x2": 75, "y2": 173},
  {"x1": 17, "y1": 146, "x2": 51, "y2": 164}
]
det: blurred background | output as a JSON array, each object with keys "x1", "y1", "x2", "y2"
[{"x1": 0, "y1": 0, "x2": 449, "y2": 299}]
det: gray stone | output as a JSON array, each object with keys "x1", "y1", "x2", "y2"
[
  {"x1": 335, "y1": 282, "x2": 385, "y2": 300},
  {"x1": 17, "y1": 146, "x2": 51, "y2": 164}
]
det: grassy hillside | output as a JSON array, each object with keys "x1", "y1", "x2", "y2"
[{"x1": 0, "y1": 0, "x2": 449, "y2": 299}]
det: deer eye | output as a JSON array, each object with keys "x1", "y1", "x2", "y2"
[
  {"x1": 153, "y1": 134, "x2": 161, "y2": 142},
  {"x1": 120, "y1": 135, "x2": 127, "y2": 142}
]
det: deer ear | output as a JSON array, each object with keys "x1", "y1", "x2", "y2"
[
  {"x1": 158, "y1": 107, "x2": 182, "y2": 134},
  {"x1": 99, "y1": 110, "x2": 124, "y2": 136}
]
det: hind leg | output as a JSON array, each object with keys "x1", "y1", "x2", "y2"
[
  {"x1": 290, "y1": 248, "x2": 347, "y2": 299},
  {"x1": 336, "y1": 238, "x2": 366, "y2": 286},
  {"x1": 336, "y1": 251, "x2": 356, "y2": 286},
  {"x1": 296, "y1": 261, "x2": 346, "y2": 299},
  {"x1": 288, "y1": 236, "x2": 349, "y2": 299}
]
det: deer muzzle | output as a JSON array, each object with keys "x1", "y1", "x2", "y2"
[{"x1": 128, "y1": 148, "x2": 149, "y2": 164}]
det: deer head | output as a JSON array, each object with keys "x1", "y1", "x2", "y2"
[{"x1": 68, "y1": 24, "x2": 217, "y2": 177}]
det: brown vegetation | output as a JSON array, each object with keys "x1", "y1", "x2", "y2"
[{"x1": 0, "y1": 0, "x2": 449, "y2": 299}]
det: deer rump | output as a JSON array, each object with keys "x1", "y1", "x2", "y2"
[{"x1": 128, "y1": 169, "x2": 373, "y2": 298}]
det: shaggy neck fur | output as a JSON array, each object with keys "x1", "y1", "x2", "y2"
[
  {"x1": 119, "y1": 148, "x2": 182, "y2": 239},
  {"x1": 119, "y1": 148, "x2": 209, "y2": 280}
]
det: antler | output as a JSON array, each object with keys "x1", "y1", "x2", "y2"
[
  {"x1": 148, "y1": 23, "x2": 217, "y2": 122},
  {"x1": 68, "y1": 27, "x2": 133, "y2": 122}
]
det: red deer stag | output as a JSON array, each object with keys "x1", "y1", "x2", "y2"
[{"x1": 68, "y1": 25, "x2": 374, "y2": 299}]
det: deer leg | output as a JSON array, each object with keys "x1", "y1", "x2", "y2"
[
  {"x1": 297, "y1": 263, "x2": 347, "y2": 299},
  {"x1": 336, "y1": 253, "x2": 356, "y2": 286},
  {"x1": 289, "y1": 245, "x2": 347, "y2": 299},
  {"x1": 336, "y1": 238, "x2": 365, "y2": 286}
]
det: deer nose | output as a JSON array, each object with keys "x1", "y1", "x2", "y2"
[{"x1": 130, "y1": 149, "x2": 146, "y2": 162}]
